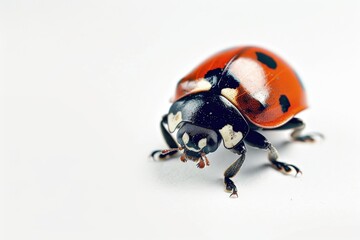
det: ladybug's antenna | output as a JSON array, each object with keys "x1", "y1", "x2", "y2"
[
  {"x1": 161, "y1": 147, "x2": 183, "y2": 154},
  {"x1": 150, "y1": 147, "x2": 183, "y2": 161}
]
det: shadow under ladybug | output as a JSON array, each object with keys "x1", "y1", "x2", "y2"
[{"x1": 151, "y1": 46, "x2": 323, "y2": 198}]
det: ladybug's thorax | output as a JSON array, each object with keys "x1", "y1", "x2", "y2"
[{"x1": 168, "y1": 92, "x2": 250, "y2": 152}]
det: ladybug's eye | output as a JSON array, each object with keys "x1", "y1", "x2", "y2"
[
  {"x1": 177, "y1": 123, "x2": 221, "y2": 154},
  {"x1": 182, "y1": 132, "x2": 190, "y2": 144},
  {"x1": 198, "y1": 138, "x2": 207, "y2": 149}
]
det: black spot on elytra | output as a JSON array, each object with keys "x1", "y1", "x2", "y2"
[
  {"x1": 205, "y1": 68, "x2": 240, "y2": 94},
  {"x1": 258, "y1": 103, "x2": 267, "y2": 112},
  {"x1": 242, "y1": 97, "x2": 249, "y2": 104},
  {"x1": 204, "y1": 68, "x2": 223, "y2": 94},
  {"x1": 219, "y1": 71, "x2": 240, "y2": 89},
  {"x1": 256, "y1": 52, "x2": 277, "y2": 69},
  {"x1": 204, "y1": 68, "x2": 223, "y2": 86},
  {"x1": 245, "y1": 108, "x2": 253, "y2": 113},
  {"x1": 279, "y1": 95, "x2": 291, "y2": 113}
]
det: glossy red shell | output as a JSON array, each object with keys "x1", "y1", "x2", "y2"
[{"x1": 173, "y1": 46, "x2": 308, "y2": 128}]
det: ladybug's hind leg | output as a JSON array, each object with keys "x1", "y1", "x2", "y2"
[
  {"x1": 151, "y1": 115, "x2": 181, "y2": 160},
  {"x1": 270, "y1": 118, "x2": 324, "y2": 142},
  {"x1": 224, "y1": 142, "x2": 247, "y2": 198},
  {"x1": 244, "y1": 130, "x2": 301, "y2": 176}
]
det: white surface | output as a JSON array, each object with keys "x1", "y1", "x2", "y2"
[{"x1": 1, "y1": 0, "x2": 360, "y2": 239}]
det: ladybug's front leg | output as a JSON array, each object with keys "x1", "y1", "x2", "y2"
[
  {"x1": 244, "y1": 130, "x2": 302, "y2": 176},
  {"x1": 151, "y1": 115, "x2": 181, "y2": 160},
  {"x1": 224, "y1": 142, "x2": 247, "y2": 198}
]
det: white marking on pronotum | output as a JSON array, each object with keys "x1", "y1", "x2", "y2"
[
  {"x1": 168, "y1": 111, "x2": 182, "y2": 132},
  {"x1": 221, "y1": 88, "x2": 238, "y2": 103},
  {"x1": 227, "y1": 57, "x2": 269, "y2": 104},
  {"x1": 219, "y1": 124, "x2": 243, "y2": 148},
  {"x1": 198, "y1": 138, "x2": 207, "y2": 149},
  {"x1": 182, "y1": 132, "x2": 189, "y2": 144},
  {"x1": 180, "y1": 78, "x2": 212, "y2": 93}
]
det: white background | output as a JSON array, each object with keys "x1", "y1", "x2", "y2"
[{"x1": 1, "y1": 0, "x2": 360, "y2": 239}]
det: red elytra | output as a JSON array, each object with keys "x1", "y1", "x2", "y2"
[{"x1": 173, "y1": 46, "x2": 307, "y2": 128}]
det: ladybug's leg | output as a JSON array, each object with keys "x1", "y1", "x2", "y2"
[
  {"x1": 224, "y1": 142, "x2": 246, "y2": 198},
  {"x1": 151, "y1": 115, "x2": 180, "y2": 160},
  {"x1": 244, "y1": 130, "x2": 302, "y2": 176},
  {"x1": 269, "y1": 118, "x2": 324, "y2": 142}
]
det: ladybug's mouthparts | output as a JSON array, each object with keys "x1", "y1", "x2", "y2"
[
  {"x1": 160, "y1": 146, "x2": 210, "y2": 169},
  {"x1": 180, "y1": 152, "x2": 210, "y2": 169}
]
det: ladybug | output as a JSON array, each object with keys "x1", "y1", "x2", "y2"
[{"x1": 152, "y1": 46, "x2": 322, "y2": 197}]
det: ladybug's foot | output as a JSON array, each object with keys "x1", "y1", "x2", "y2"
[
  {"x1": 290, "y1": 122, "x2": 324, "y2": 143},
  {"x1": 224, "y1": 177, "x2": 238, "y2": 198},
  {"x1": 270, "y1": 160, "x2": 302, "y2": 176},
  {"x1": 267, "y1": 144, "x2": 302, "y2": 176},
  {"x1": 292, "y1": 132, "x2": 324, "y2": 143}
]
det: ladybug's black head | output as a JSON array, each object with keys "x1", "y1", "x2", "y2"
[{"x1": 176, "y1": 123, "x2": 221, "y2": 167}]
